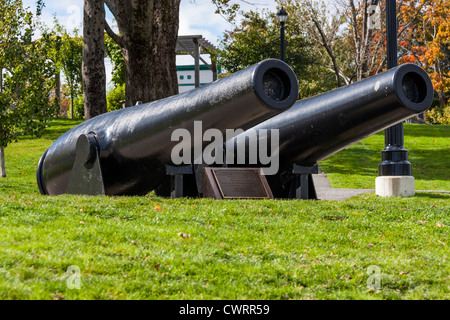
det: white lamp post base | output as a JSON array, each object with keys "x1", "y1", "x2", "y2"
[{"x1": 375, "y1": 176, "x2": 415, "y2": 197}]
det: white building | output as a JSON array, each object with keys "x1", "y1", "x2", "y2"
[
  {"x1": 176, "y1": 35, "x2": 219, "y2": 94},
  {"x1": 177, "y1": 64, "x2": 220, "y2": 93}
]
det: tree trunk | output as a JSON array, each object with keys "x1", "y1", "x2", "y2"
[
  {"x1": 151, "y1": 0, "x2": 180, "y2": 100},
  {"x1": 0, "y1": 146, "x2": 5, "y2": 178},
  {"x1": 82, "y1": 0, "x2": 107, "y2": 120},
  {"x1": 122, "y1": 42, "x2": 154, "y2": 106},
  {"x1": 105, "y1": 0, "x2": 180, "y2": 106}
]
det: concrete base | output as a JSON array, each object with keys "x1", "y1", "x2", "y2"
[{"x1": 375, "y1": 176, "x2": 415, "y2": 197}]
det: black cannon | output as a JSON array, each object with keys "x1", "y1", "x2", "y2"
[
  {"x1": 36, "y1": 59, "x2": 299, "y2": 196},
  {"x1": 219, "y1": 63, "x2": 434, "y2": 198}
]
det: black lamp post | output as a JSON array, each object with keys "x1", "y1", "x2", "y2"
[
  {"x1": 277, "y1": 7, "x2": 288, "y2": 62},
  {"x1": 378, "y1": 0, "x2": 411, "y2": 176}
]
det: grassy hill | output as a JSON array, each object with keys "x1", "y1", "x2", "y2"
[{"x1": 0, "y1": 119, "x2": 448, "y2": 300}]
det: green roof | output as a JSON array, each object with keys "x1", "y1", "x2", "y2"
[
  {"x1": 176, "y1": 65, "x2": 222, "y2": 74},
  {"x1": 176, "y1": 65, "x2": 211, "y2": 71}
]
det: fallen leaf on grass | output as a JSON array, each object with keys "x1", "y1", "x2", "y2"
[
  {"x1": 436, "y1": 223, "x2": 445, "y2": 227},
  {"x1": 418, "y1": 220, "x2": 428, "y2": 224},
  {"x1": 178, "y1": 232, "x2": 190, "y2": 238},
  {"x1": 154, "y1": 205, "x2": 162, "y2": 210},
  {"x1": 366, "y1": 244, "x2": 374, "y2": 248},
  {"x1": 400, "y1": 271, "x2": 409, "y2": 275}
]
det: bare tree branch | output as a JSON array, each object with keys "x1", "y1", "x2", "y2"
[
  {"x1": 104, "y1": 18, "x2": 124, "y2": 47},
  {"x1": 104, "y1": 0, "x2": 117, "y2": 17}
]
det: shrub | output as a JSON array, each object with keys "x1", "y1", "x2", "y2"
[
  {"x1": 72, "y1": 94, "x2": 85, "y2": 119},
  {"x1": 426, "y1": 104, "x2": 450, "y2": 124},
  {"x1": 107, "y1": 84, "x2": 125, "y2": 112}
]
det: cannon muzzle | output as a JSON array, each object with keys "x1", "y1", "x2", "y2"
[{"x1": 37, "y1": 59, "x2": 299, "y2": 196}]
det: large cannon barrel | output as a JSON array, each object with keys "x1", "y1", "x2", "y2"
[
  {"x1": 225, "y1": 63, "x2": 433, "y2": 195},
  {"x1": 37, "y1": 59, "x2": 299, "y2": 196}
]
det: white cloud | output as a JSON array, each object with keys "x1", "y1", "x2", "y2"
[
  {"x1": 179, "y1": 0, "x2": 278, "y2": 45},
  {"x1": 179, "y1": 1, "x2": 230, "y2": 45}
]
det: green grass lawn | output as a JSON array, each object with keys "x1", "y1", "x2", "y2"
[
  {"x1": 319, "y1": 124, "x2": 450, "y2": 190},
  {"x1": 0, "y1": 119, "x2": 449, "y2": 300}
]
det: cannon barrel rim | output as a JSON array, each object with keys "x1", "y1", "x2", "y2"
[
  {"x1": 393, "y1": 63, "x2": 433, "y2": 113},
  {"x1": 252, "y1": 58, "x2": 299, "y2": 110}
]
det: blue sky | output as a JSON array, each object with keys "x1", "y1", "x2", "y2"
[{"x1": 22, "y1": 0, "x2": 279, "y2": 85}]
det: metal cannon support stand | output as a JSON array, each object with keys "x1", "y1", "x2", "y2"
[
  {"x1": 65, "y1": 133, "x2": 105, "y2": 196},
  {"x1": 165, "y1": 164, "x2": 194, "y2": 199},
  {"x1": 290, "y1": 164, "x2": 318, "y2": 200}
]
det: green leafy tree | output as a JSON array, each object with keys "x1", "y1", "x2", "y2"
[
  {"x1": 40, "y1": 20, "x2": 83, "y2": 119},
  {"x1": 58, "y1": 29, "x2": 83, "y2": 119},
  {"x1": 0, "y1": 0, "x2": 57, "y2": 177},
  {"x1": 218, "y1": 8, "x2": 336, "y2": 98},
  {"x1": 106, "y1": 83, "x2": 125, "y2": 112}
]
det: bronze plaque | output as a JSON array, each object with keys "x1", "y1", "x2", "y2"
[{"x1": 202, "y1": 168, "x2": 273, "y2": 199}]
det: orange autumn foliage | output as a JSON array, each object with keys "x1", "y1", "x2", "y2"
[{"x1": 399, "y1": 0, "x2": 450, "y2": 101}]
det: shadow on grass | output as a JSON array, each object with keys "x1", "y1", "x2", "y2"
[
  {"x1": 404, "y1": 123, "x2": 450, "y2": 138},
  {"x1": 409, "y1": 148, "x2": 450, "y2": 182},
  {"x1": 321, "y1": 139, "x2": 450, "y2": 183},
  {"x1": 413, "y1": 192, "x2": 450, "y2": 199},
  {"x1": 320, "y1": 146, "x2": 382, "y2": 177}
]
